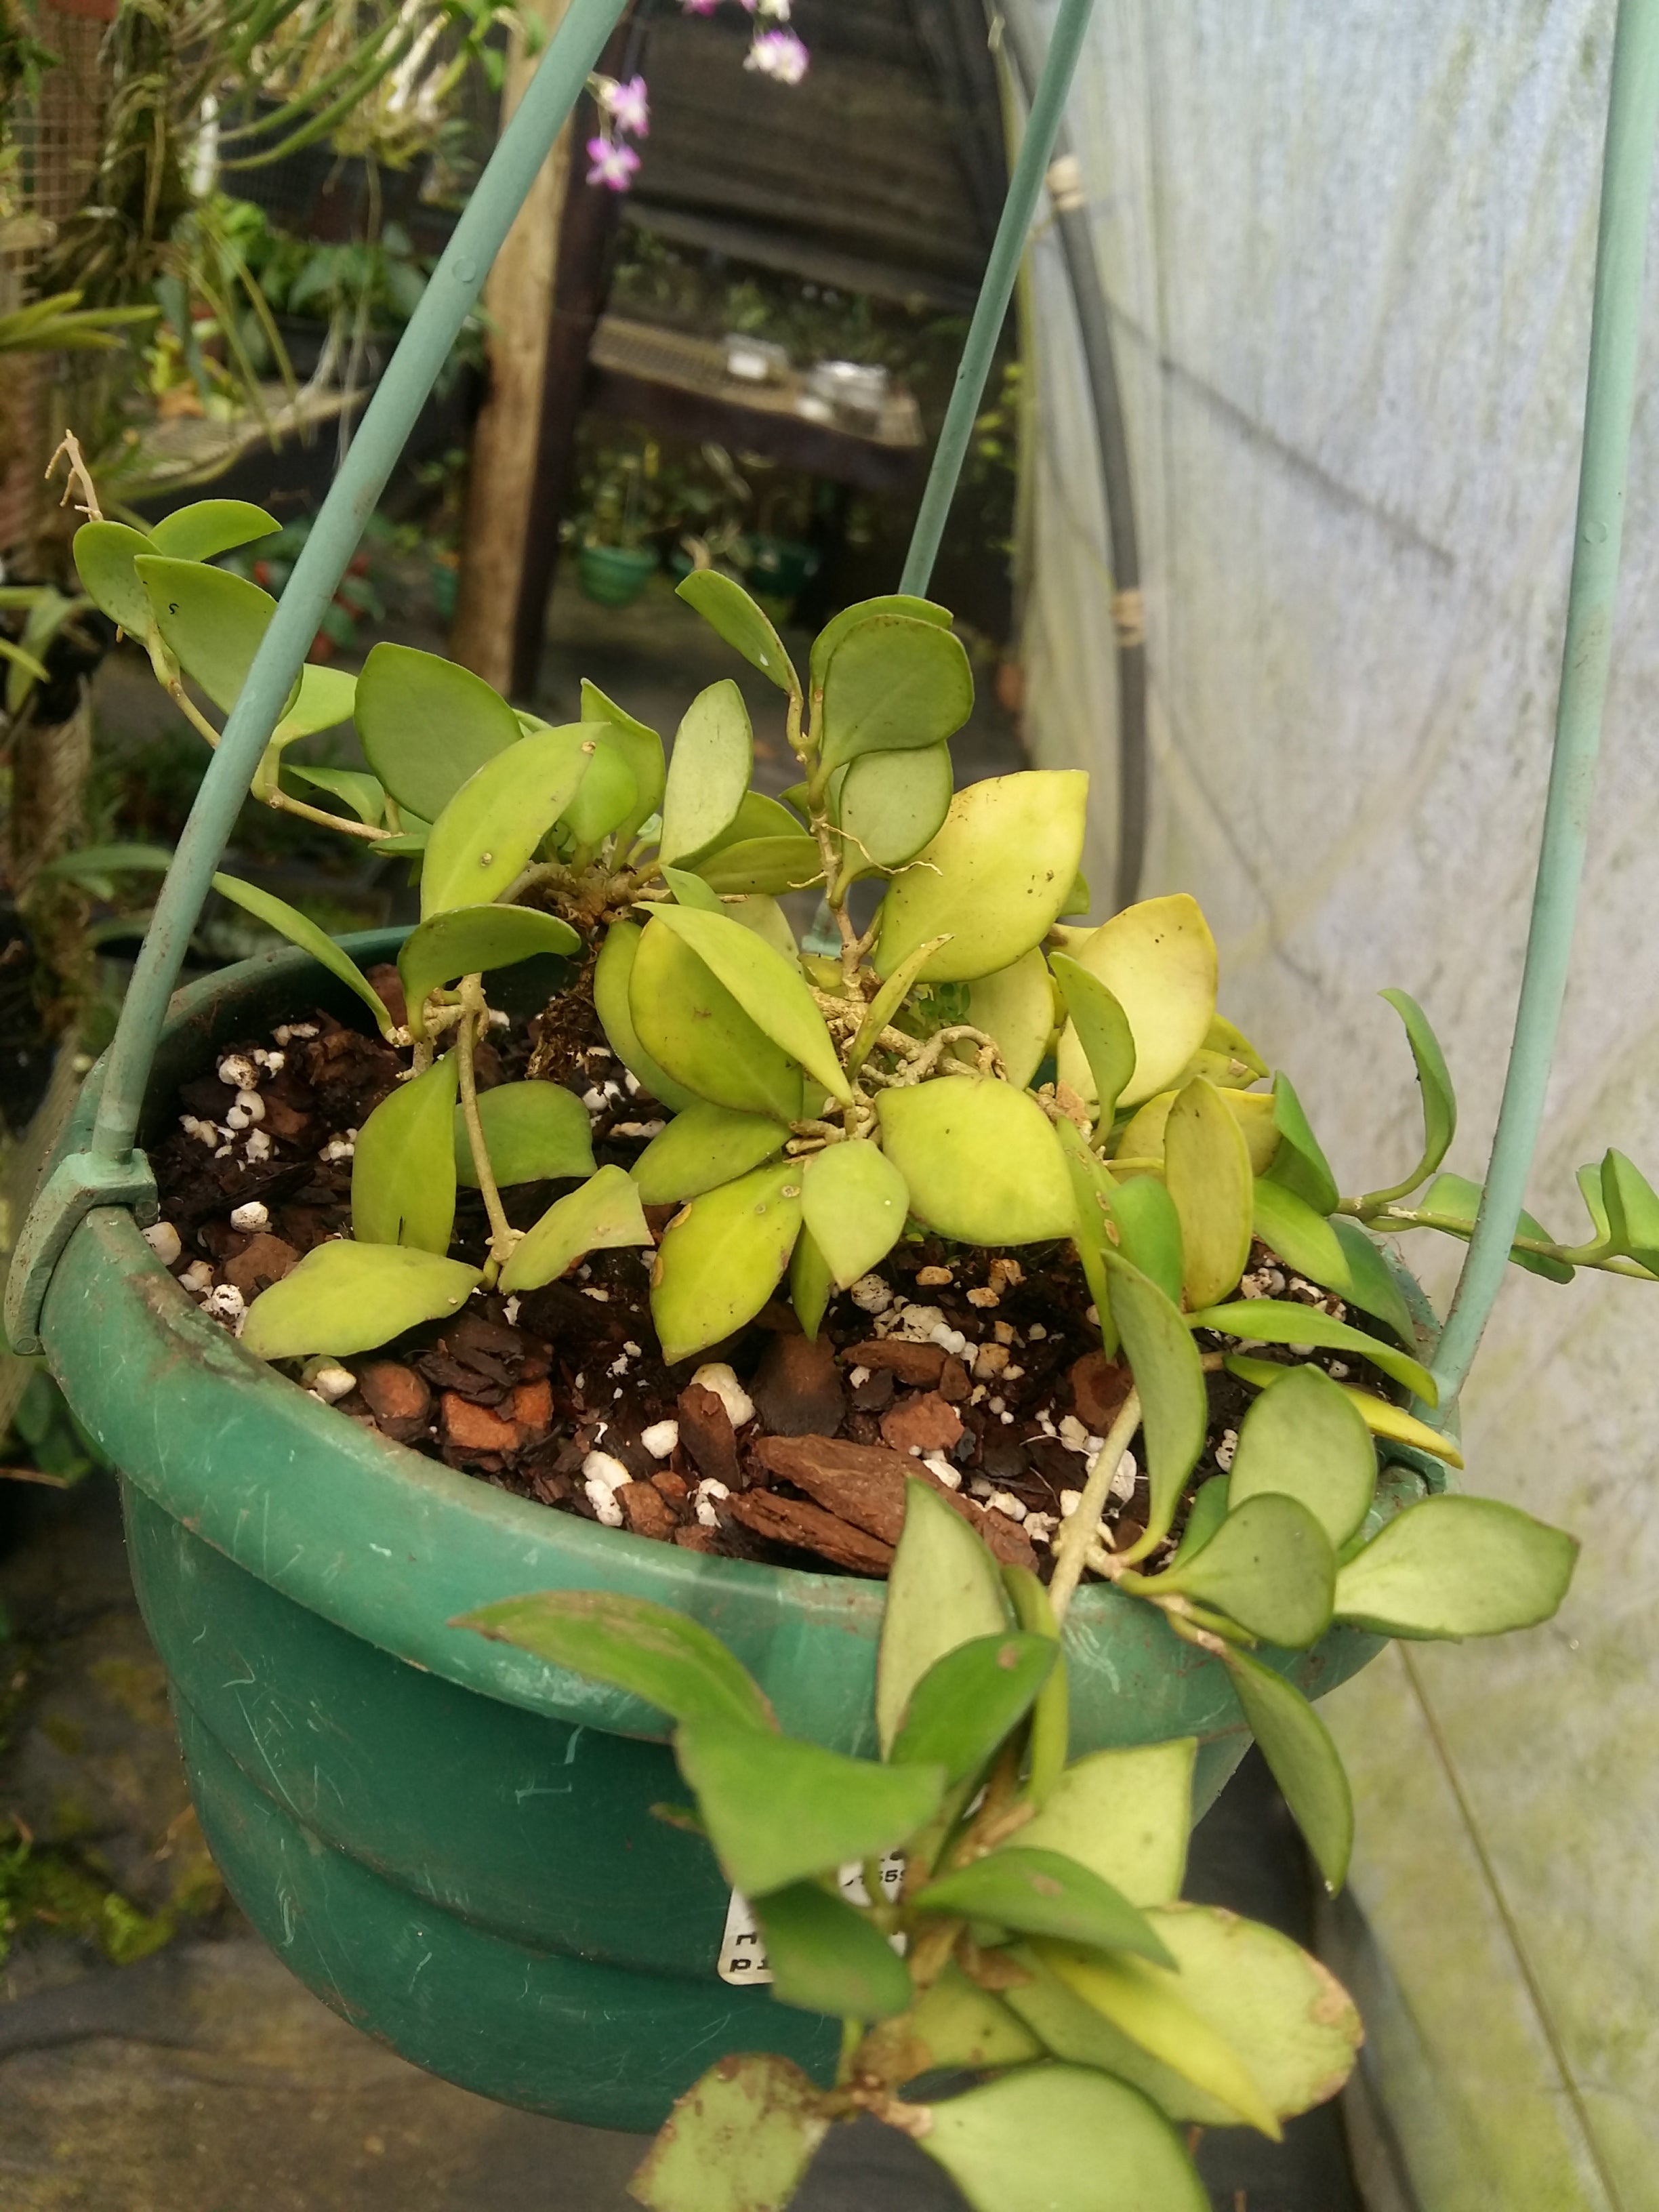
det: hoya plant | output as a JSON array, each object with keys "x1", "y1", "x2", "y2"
[{"x1": 453, "y1": 1472, "x2": 1572, "y2": 2212}]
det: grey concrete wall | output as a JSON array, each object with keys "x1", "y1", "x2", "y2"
[{"x1": 1021, "y1": 4, "x2": 1659, "y2": 2204}]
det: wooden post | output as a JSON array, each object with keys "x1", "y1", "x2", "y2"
[{"x1": 449, "y1": 0, "x2": 577, "y2": 693}]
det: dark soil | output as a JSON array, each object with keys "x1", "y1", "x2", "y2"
[{"x1": 148, "y1": 988, "x2": 1403, "y2": 1585}]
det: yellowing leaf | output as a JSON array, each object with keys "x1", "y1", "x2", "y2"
[
  {"x1": 1055, "y1": 895, "x2": 1217, "y2": 1111},
  {"x1": 1012, "y1": 1740, "x2": 1196, "y2": 1907},
  {"x1": 801, "y1": 1141, "x2": 909, "y2": 1288},
  {"x1": 1223, "y1": 1353, "x2": 1464, "y2": 1468},
  {"x1": 499, "y1": 1164, "x2": 653, "y2": 1294},
  {"x1": 1164, "y1": 1076, "x2": 1253, "y2": 1307},
  {"x1": 649, "y1": 906, "x2": 850, "y2": 1103},
  {"x1": 876, "y1": 1079, "x2": 1073, "y2": 1244},
  {"x1": 1050, "y1": 954, "x2": 1136, "y2": 1123},
  {"x1": 579, "y1": 678, "x2": 663, "y2": 850},
  {"x1": 874, "y1": 771, "x2": 1089, "y2": 984},
  {"x1": 650, "y1": 1162, "x2": 804, "y2": 1364},
  {"x1": 632, "y1": 1103, "x2": 792, "y2": 1204},
  {"x1": 1115, "y1": 1086, "x2": 1279, "y2": 1176},
  {"x1": 966, "y1": 947, "x2": 1057, "y2": 1090},
  {"x1": 919, "y1": 2068, "x2": 1207, "y2": 2212},
  {"x1": 630, "y1": 917, "x2": 805, "y2": 1123},
  {"x1": 1333, "y1": 1494, "x2": 1578, "y2": 1639},
  {"x1": 592, "y1": 920, "x2": 701, "y2": 1113}
]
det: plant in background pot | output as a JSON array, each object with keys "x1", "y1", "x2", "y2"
[{"x1": 52, "y1": 502, "x2": 1658, "y2": 2163}]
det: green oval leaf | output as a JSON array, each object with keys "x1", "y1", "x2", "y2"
[
  {"x1": 918, "y1": 1846, "x2": 1172, "y2": 1967},
  {"x1": 1252, "y1": 1179, "x2": 1422, "y2": 1338},
  {"x1": 579, "y1": 678, "x2": 664, "y2": 849},
  {"x1": 211, "y1": 873, "x2": 392, "y2": 1037},
  {"x1": 1417, "y1": 1170, "x2": 1575, "y2": 1284},
  {"x1": 455, "y1": 1589, "x2": 775, "y2": 1731},
  {"x1": 966, "y1": 947, "x2": 1056, "y2": 1091},
  {"x1": 1333, "y1": 1494, "x2": 1578, "y2": 1639},
  {"x1": 286, "y1": 762, "x2": 386, "y2": 826},
  {"x1": 356, "y1": 641, "x2": 524, "y2": 822},
  {"x1": 1050, "y1": 954, "x2": 1136, "y2": 1124},
  {"x1": 499, "y1": 1164, "x2": 654, "y2": 1294},
  {"x1": 1598, "y1": 1147, "x2": 1659, "y2": 1271},
  {"x1": 1223, "y1": 1354, "x2": 1464, "y2": 1469},
  {"x1": 808, "y1": 593, "x2": 951, "y2": 701},
  {"x1": 649, "y1": 1161, "x2": 804, "y2": 1365},
  {"x1": 398, "y1": 905, "x2": 579, "y2": 1039},
  {"x1": 876, "y1": 1078, "x2": 1073, "y2": 1245},
  {"x1": 919, "y1": 2067, "x2": 1208, "y2": 2212},
  {"x1": 1187, "y1": 1296, "x2": 1437, "y2": 1404},
  {"x1": 1107, "y1": 1174, "x2": 1184, "y2": 1313},
  {"x1": 888, "y1": 1633, "x2": 1057, "y2": 1786},
  {"x1": 1012, "y1": 1741, "x2": 1195, "y2": 1908},
  {"x1": 752, "y1": 1881, "x2": 913, "y2": 2020},
  {"x1": 1262, "y1": 1071, "x2": 1340, "y2": 1216},
  {"x1": 659, "y1": 679, "x2": 754, "y2": 865},
  {"x1": 676, "y1": 569, "x2": 800, "y2": 695},
  {"x1": 675, "y1": 1719, "x2": 945, "y2": 1898},
  {"x1": 692, "y1": 834, "x2": 824, "y2": 897},
  {"x1": 1164, "y1": 1076, "x2": 1254, "y2": 1307},
  {"x1": 1222, "y1": 1363, "x2": 1376, "y2": 1549},
  {"x1": 818, "y1": 613, "x2": 973, "y2": 774},
  {"x1": 147, "y1": 498, "x2": 278, "y2": 561},
  {"x1": 1361, "y1": 987, "x2": 1458, "y2": 1206},
  {"x1": 1172, "y1": 1476, "x2": 1230, "y2": 1566},
  {"x1": 1149, "y1": 1491, "x2": 1335, "y2": 1647},
  {"x1": 649, "y1": 905, "x2": 847, "y2": 1105},
  {"x1": 562, "y1": 733, "x2": 638, "y2": 847},
  {"x1": 454, "y1": 1081, "x2": 594, "y2": 1187},
  {"x1": 835, "y1": 742, "x2": 954, "y2": 877},
  {"x1": 241, "y1": 1242, "x2": 480, "y2": 1360},
  {"x1": 73, "y1": 520, "x2": 156, "y2": 636},
  {"x1": 1000, "y1": 1565, "x2": 1067, "y2": 1806},
  {"x1": 1054, "y1": 896, "x2": 1218, "y2": 1111},
  {"x1": 904, "y1": 1963, "x2": 1042, "y2": 2072},
  {"x1": 1221, "y1": 1647, "x2": 1354, "y2": 1891},
  {"x1": 352, "y1": 1056, "x2": 458, "y2": 1253},
  {"x1": 875, "y1": 771, "x2": 1089, "y2": 985},
  {"x1": 630, "y1": 917, "x2": 806, "y2": 1123},
  {"x1": 800, "y1": 1141, "x2": 910, "y2": 1290},
  {"x1": 632, "y1": 1103, "x2": 791, "y2": 1204},
  {"x1": 420, "y1": 724, "x2": 594, "y2": 916},
  {"x1": 137, "y1": 555, "x2": 281, "y2": 714},
  {"x1": 877, "y1": 1479, "x2": 1010, "y2": 1757},
  {"x1": 1100, "y1": 1249, "x2": 1208, "y2": 1549},
  {"x1": 592, "y1": 922, "x2": 702, "y2": 1113},
  {"x1": 272, "y1": 661, "x2": 356, "y2": 745}
]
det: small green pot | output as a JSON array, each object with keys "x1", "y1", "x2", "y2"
[
  {"x1": 741, "y1": 535, "x2": 819, "y2": 602},
  {"x1": 35, "y1": 935, "x2": 1406, "y2": 2132},
  {"x1": 576, "y1": 543, "x2": 659, "y2": 609}
]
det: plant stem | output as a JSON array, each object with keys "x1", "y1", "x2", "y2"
[
  {"x1": 455, "y1": 975, "x2": 516, "y2": 1269},
  {"x1": 163, "y1": 674, "x2": 388, "y2": 844},
  {"x1": 1358, "y1": 1203, "x2": 1654, "y2": 1277},
  {"x1": 1048, "y1": 1387, "x2": 1141, "y2": 1623}
]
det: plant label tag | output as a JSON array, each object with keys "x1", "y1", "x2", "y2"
[{"x1": 717, "y1": 1855, "x2": 905, "y2": 1984}]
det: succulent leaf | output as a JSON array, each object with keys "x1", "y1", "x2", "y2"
[
  {"x1": 73, "y1": 520, "x2": 158, "y2": 638},
  {"x1": 965, "y1": 947, "x2": 1057, "y2": 1090},
  {"x1": 800, "y1": 1139, "x2": 909, "y2": 1288},
  {"x1": 1012, "y1": 1739, "x2": 1196, "y2": 1907},
  {"x1": 398, "y1": 905, "x2": 579, "y2": 1039},
  {"x1": 147, "y1": 498, "x2": 279, "y2": 562},
  {"x1": 876, "y1": 1479, "x2": 1011, "y2": 1755},
  {"x1": 752, "y1": 1881, "x2": 914, "y2": 2020},
  {"x1": 356, "y1": 640, "x2": 524, "y2": 821},
  {"x1": 352, "y1": 1055, "x2": 459, "y2": 1253},
  {"x1": 592, "y1": 920, "x2": 703, "y2": 1113},
  {"x1": 419, "y1": 724, "x2": 594, "y2": 916},
  {"x1": 1221, "y1": 1647, "x2": 1353, "y2": 1891},
  {"x1": 452, "y1": 1081, "x2": 594, "y2": 1187},
  {"x1": 875, "y1": 1078, "x2": 1073, "y2": 1244},
  {"x1": 676, "y1": 569, "x2": 799, "y2": 695},
  {"x1": 1055, "y1": 895, "x2": 1217, "y2": 1111},
  {"x1": 1222, "y1": 1364, "x2": 1376, "y2": 1549},
  {"x1": 1333, "y1": 1494, "x2": 1578, "y2": 1639},
  {"x1": 210, "y1": 873, "x2": 392, "y2": 1037},
  {"x1": 499, "y1": 1164, "x2": 653, "y2": 1294},
  {"x1": 817, "y1": 612, "x2": 973, "y2": 774},
  {"x1": 1050, "y1": 952, "x2": 1136, "y2": 1122},
  {"x1": 659, "y1": 679, "x2": 753, "y2": 864},
  {"x1": 648, "y1": 905, "x2": 848, "y2": 1104},
  {"x1": 632, "y1": 1103, "x2": 791, "y2": 1204},
  {"x1": 807, "y1": 592, "x2": 951, "y2": 701},
  {"x1": 1163, "y1": 1076, "x2": 1254, "y2": 1307},
  {"x1": 874, "y1": 771, "x2": 1089, "y2": 984},
  {"x1": 240, "y1": 1242, "x2": 480, "y2": 1360},
  {"x1": 834, "y1": 742, "x2": 954, "y2": 877},
  {"x1": 649, "y1": 1162, "x2": 804, "y2": 1364},
  {"x1": 918, "y1": 2067, "x2": 1209, "y2": 2212}
]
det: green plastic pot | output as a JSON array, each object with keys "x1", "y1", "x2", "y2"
[
  {"x1": 576, "y1": 543, "x2": 659, "y2": 609},
  {"x1": 34, "y1": 934, "x2": 1411, "y2": 2132}
]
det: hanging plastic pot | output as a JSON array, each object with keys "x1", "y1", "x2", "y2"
[
  {"x1": 31, "y1": 935, "x2": 1412, "y2": 2131},
  {"x1": 576, "y1": 542, "x2": 659, "y2": 608}
]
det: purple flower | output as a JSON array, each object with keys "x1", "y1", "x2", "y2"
[
  {"x1": 746, "y1": 26, "x2": 809, "y2": 82},
  {"x1": 586, "y1": 135, "x2": 641, "y2": 190},
  {"x1": 598, "y1": 72, "x2": 650, "y2": 137}
]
